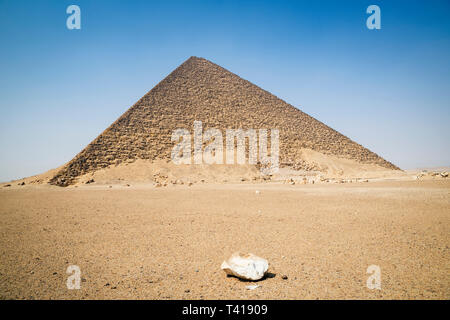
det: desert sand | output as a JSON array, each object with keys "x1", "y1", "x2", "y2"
[{"x1": 0, "y1": 177, "x2": 448, "y2": 299}]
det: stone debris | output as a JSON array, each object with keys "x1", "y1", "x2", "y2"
[
  {"x1": 221, "y1": 252, "x2": 269, "y2": 281},
  {"x1": 245, "y1": 284, "x2": 260, "y2": 290},
  {"x1": 284, "y1": 178, "x2": 295, "y2": 185},
  {"x1": 415, "y1": 171, "x2": 448, "y2": 180}
]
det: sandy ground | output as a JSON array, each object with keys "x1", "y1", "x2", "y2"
[{"x1": 0, "y1": 179, "x2": 449, "y2": 300}]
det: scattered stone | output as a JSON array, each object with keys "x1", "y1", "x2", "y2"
[
  {"x1": 85, "y1": 179, "x2": 95, "y2": 184},
  {"x1": 286, "y1": 178, "x2": 295, "y2": 185},
  {"x1": 3, "y1": 184, "x2": 11, "y2": 187},
  {"x1": 221, "y1": 252, "x2": 269, "y2": 281},
  {"x1": 255, "y1": 190, "x2": 260, "y2": 194},
  {"x1": 188, "y1": 182, "x2": 193, "y2": 186},
  {"x1": 245, "y1": 285, "x2": 260, "y2": 290},
  {"x1": 441, "y1": 172, "x2": 448, "y2": 178},
  {"x1": 184, "y1": 289, "x2": 190, "y2": 293},
  {"x1": 281, "y1": 275, "x2": 288, "y2": 280},
  {"x1": 18, "y1": 182, "x2": 25, "y2": 186}
]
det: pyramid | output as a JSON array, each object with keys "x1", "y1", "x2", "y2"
[{"x1": 49, "y1": 56, "x2": 399, "y2": 186}]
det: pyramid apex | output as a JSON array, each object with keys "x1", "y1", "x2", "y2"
[
  {"x1": 179, "y1": 56, "x2": 215, "y2": 69},
  {"x1": 186, "y1": 56, "x2": 208, "y2": 62}
]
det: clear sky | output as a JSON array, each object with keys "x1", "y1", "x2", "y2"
[{"x1": 0, "y1": 0, "x2": 449, "y2": 181}]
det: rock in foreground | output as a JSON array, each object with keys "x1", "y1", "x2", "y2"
[{"x1": 221, "y1": 252, "x2": 269, "y2": 281}]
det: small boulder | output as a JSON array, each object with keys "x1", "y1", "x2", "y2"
[{"x1": 221, "y1": 252, "x2": 269, "y2": 281}]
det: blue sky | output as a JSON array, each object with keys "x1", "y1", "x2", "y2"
[{"x1": 0, "y1": 0, "x2": 449, "y2": 181}]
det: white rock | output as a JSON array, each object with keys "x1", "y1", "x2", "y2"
[
  {"x1": 221, "y1": 252, "x2": 269, "y2": 281},
  {"x1": 245, "y1": 284, "x2": 260, "y2": 290}
]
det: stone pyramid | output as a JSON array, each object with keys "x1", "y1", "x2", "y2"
[{"x1": 50, "y1": 56, "x2": 398, "y2": 186}]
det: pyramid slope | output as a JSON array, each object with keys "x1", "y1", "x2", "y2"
[{"x1": 50, "y1": 56, "x2": 399, "y2": 186}]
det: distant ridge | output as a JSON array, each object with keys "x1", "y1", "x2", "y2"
[{"x1": 50, "y1": 56, "x2": 399, "y2": 186}]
